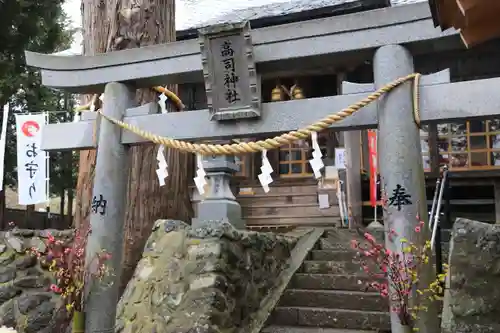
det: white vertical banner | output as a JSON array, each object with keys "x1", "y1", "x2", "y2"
[
  {"x1": 15, "y1": 114, "x2": 49, "y2": 205},
  {"x1": 0, "y1": 104, "x2": 10, "y2": 189},
  {"x1": 44, "y1": 113, "x2": 50, "y2": 205}
]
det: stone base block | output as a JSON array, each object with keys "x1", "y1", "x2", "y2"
[
  {"x1": 193, "y1": 199, "x2": 245, "y2": 229},
  {"x1": 116, "y1": 219, "x2": 298, "y2": 333},
  {"x1": 442, "y1": 218, "x2": 500, "y2": 333}
]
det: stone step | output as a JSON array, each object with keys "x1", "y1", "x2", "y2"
[
  {"x1": 322, "y1": 230, "x2": 385, "y2": 244},
  {"x1": 246, "y1": 216, "x2": 342, "y2": 227},
  {"x1": 311, "y1": 250, "x2": 356, "y2": 261},
  {"x1": 262, "y1": 326, "x2": 377, "y2": 333},
  {"x1": 319, "y1": 238, "x2": 353, "y2": 251},
  {"x1": 322, "y1": 229, "x2": 360, "y2": 238},
  {"x1": 238, "y1": 193, "x2": 319, "y2": 206},
  {"x1": 269, "y1": 307, "x2": 390, "y2": 331},
  {"x1": 279, "y1": 289, "x2": 387, "y2": 312},
  {"x1": 302, "y1": 261, "x2": 361, "y2": 275},
  {"x1": 243, "y1": 204, "x2": 340, "y2": 218},
  {"x1": 320, "y1": 232, "x2": 449, "y2": 257},
  {"x1": 290, "y1": 274, "x2": 379, "y2": 291}
]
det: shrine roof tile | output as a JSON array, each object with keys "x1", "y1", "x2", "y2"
[{"x1": 185, "y1": 0, "x2": 426, "y2": 31}]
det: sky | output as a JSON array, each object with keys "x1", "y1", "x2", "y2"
[{"x1": 61, "y1": 0, "x2": 291, "y2": 54}]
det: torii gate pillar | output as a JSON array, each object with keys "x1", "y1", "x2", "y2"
[
  {"x1": 84, "y1": 82, "x2": 134, "y2": 333},
  {"x1": 374, "y1": 44, "x2": 440, "y2": 333}
]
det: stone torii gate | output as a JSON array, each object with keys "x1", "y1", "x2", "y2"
[{"x1": 25, "y1": 22, "x2": 500, "y2": 333}]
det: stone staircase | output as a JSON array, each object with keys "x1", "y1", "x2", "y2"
[
  {"x1": 264, "y1": 228, "x2": 391, "y2": 333},
  {"x1": 239, "y1": 184, "x2": 342, "y2": 227}
]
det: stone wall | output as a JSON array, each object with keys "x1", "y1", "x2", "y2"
[
  {"x1": 441, "y1": 218, "x2": 500, "y2": 333},
  {"x1": 115, "y1": 219, "x2": 298, "y2": 333},
  {"x1": 0, "y1": 229, "x2": 73, "y2": 333}
]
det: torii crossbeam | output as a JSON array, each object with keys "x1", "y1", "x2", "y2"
[{"x1": 40, "y1": 72, "x2": 500, "y2": 150}]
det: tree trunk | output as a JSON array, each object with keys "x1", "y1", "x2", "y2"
[
  {"x1": 80, "y1": 0, "x2": 193, "y2": 293},
  {"x1": 75, "y1": 0, "x2": 108, "y2": 230}
]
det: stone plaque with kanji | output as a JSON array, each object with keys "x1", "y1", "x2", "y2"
[{"x1": 199, "y1": 21, "x2": 261, "y2": 121}]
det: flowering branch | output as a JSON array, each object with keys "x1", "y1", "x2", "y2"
[
  {"x1": 28, "y1": 226, "x2": 112, "y2": 315},
  {"x1": 351, "y1": 219, "x2": 448, "y2": 330}
]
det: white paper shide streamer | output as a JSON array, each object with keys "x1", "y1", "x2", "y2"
[
  {"x1": 155, "y1": 91, "x2": 169, "y2": 186},
  {"x1": 258, "y1": 149, "x2": 274, "y2": 193},
  {"x1": 309, "y1": 131, "x2": 324, "y2": 178},
  {"x1": 156, "y1": 145, "x2": 168, "y2": 186},
  {"x1": 194, "y1": 154, "x2": 207, "y2": 195},
  {"x1": 15, "y1": 114, "x2": 49, "y2": 205},
  {"x1": 0, "y1": 104, "x2": 10, "y2": 189}
]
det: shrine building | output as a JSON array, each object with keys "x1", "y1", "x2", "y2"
[{"x1": 178, "y1": 0, "x2": 500, "y2": 228}]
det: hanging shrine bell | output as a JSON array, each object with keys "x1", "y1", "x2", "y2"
[{"x1": 270, "y1": 81, "x2": 304, "y2": 101}]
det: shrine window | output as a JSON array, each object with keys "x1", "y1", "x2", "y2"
[
  {"x1": 437, "y1": 120, "x2": 500, "y2": 170},
  {"x1": 278, "y1": 136, "x2": 328, "y2": 177},
  {"x1": 420, "y1": 126, "x2": 432, "y2": 172}
]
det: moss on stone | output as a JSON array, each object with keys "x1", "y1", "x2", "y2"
[
  {"x1": 442, "y1": 218, "x2": 500, "y2": 333},
  {"x1": 115, "y1": 220, "x2": 298, "y2": 333},
  {"x1": 0, "y1": 228, "x2": 74, "y2": 332}
]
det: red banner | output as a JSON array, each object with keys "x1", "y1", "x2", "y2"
[{"x1": 367, "y1": 130, "x2": 378, "y2": 207}]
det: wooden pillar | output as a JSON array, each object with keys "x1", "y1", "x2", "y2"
[
  {"x1": 361, "y1": 131, "x2": 369, "y2": 173},
  {"x1": 428, "y1": 124, "x2": 440, "y2": 176},
  {"x1": 25, "y1": 205, "x2": 35, "y2": 229},
  {"x1": 338, "y1": 72, "x2": 363, "y2": 227},
  {"x1": 494, "y1": 180, "x2": 500, "y2": 224},
  {"x1": 323, "y1": 129, "x2": 337, "y2": 159},
  {"x1": 0, "y1": 187, "x2": 5, "y2": 230}
]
